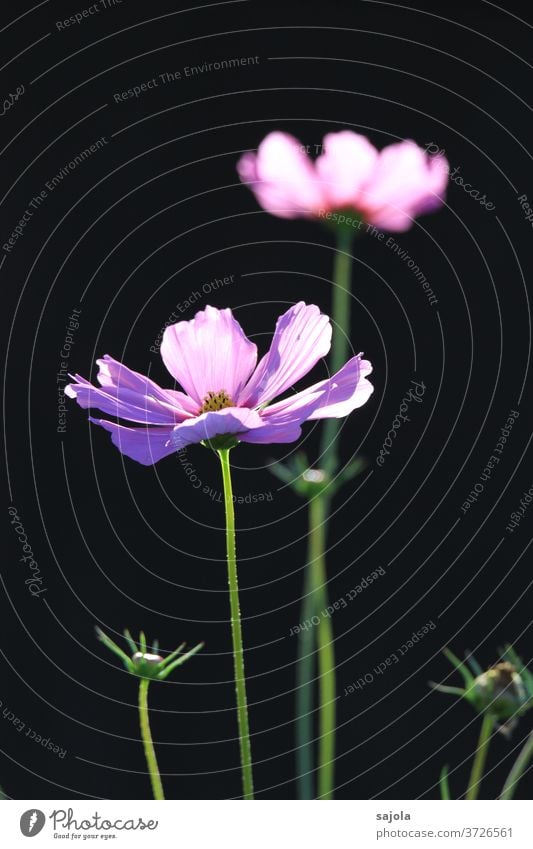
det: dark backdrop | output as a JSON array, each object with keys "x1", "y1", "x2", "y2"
[{"x1": 2, "y1": 0, "x2": 532, "y2": 800}]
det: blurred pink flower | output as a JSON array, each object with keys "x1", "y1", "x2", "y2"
[
  {"x1": 238, "y1": 131, "x2": 449, "y2": 232},
  {"x1": 66, "y1": 303, "x2": 373, "y2": 465}
]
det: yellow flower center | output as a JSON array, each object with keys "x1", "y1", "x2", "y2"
[{"x1": 200, "y1": 390, "x2": 234, "y2": 413}]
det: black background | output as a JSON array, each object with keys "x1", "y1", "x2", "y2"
[{"x1": 2, "y1": 0, "x2": 532, "y2": 800}]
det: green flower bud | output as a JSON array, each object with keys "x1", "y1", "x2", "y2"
[
  {"x1": 431, "y1": 646, "x2": 533, "y2": 727},
  {"x1": 96, "y1": 627, "x2": 203, "y2": 681},
  {"x1": 472, "y1": 662, "x2": 528, "y2": 720}
]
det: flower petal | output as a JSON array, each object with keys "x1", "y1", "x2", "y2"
[
  {"x1": 160, "y1": 306, "x2": 257, "y2": 405},
  {"x1": 89, "y1": 407, "x2": 265, "y2": 464},
  {"x1": 237, "y1": 132, "x2": 325, "y2": 219},
  {"x1": 97, "y1": 355, "x2": 198, "y2": 413},
  {"x1": 66, "y1": 356, "x2": 194, "y2": 424},
  {"x1": 307, "y1": 356, "x2": 374, "y2": 419},
  {"x1": 315, "y1": 131, "x2": 379, "y2": 209},
  {"x1": 362, "y1": 141, "x2": 449, "y2": 231},
  {"x1": 170, "y1": 407, "x2": 264, "y2": 450},
  {"x1": 240, "y1": 302, "x2": 332, "y2": 407},
  {"x1": 89, "y1": 419, "x2": 177, "y2": 465},
  {"x1": 261, "y1": 355, "x2": 373, "y2": 424},
  {"x1": 239, "y1": 421, "x2": 304, "y2": 444}
]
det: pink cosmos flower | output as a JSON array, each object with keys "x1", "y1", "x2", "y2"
[
  {"x1": 66, "y1": 303, "x2": 373, "y2": 466},
  {"x1": 237, "y1": 131, "x2": 449, "y2": 232}
]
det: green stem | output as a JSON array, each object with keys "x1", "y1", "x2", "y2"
[
  {"x1": 218, "y1": 447, "x2": 254, "y2": 800},
  {"x1": 321, "y1": 227, "x2": 355, "y2": 476},
  {"x1": 138, "y1": 677, "x2": 165, "y2": 800},
  {"x1": 295, "y1": 542, "x2": 318, "y2": 799},
  {"x1": 311, "y1": 494, "x2": 336, "y2": 800},
  {"x1": 466, "y1": 712, "x2": 495, "y2": 800},
  {"x1": 500, "y1": 730, "x2": 533, "y2": 800},
  {"x1": 296, "y1": 227, "x2": 354, "y2": 801}
]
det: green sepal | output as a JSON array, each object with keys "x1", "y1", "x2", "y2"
[
  {"x1": 96, "y1": 628, "x2": 204, "y2": 682},
  {"x1": 157, "y1": 642, "x2": 205, "y2": 681},
  {"x1": 95, "y1": 627, "x2": 134, "y2": 673}
]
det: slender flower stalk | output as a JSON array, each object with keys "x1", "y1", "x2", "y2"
[
  {"x1": 466, "y1": 712, "x2": 495, "y2": 800},
  {"x1": 96, "y1": 628, "x2": 203, "y2": 800},
  {"x1": 310, "y1": 495, "x2": 336, "y2": 800},
  {"x1": 218, "y1": 446, "x2": 254, "y2": 799},
  {"x1": 296, "y1": 227, "x2": 355, "y2": 800},
  {"x1": 500, "y1": 730, "x2": 533, "y2": 800},
  {"x1": 320, "y1": 227, "x2": 357, "y2": 476},
  {"x1": 138, "y1": 676, "x2": 165, "y2": 800}
]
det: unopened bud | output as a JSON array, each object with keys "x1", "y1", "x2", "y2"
[
  {"x1": 133, "y1": 652, "x2": 164, "y2": 665},
  {"x1": 473, "y1": 662, "x2": 527, "y2": 720}
]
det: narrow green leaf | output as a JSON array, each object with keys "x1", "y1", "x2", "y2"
[
  {"x1": 123, "y1": 629, "x2": 138, "y2": 655},
  {"x1": 158, "y1": 642, "x2": 186, "y2": 669},
  {"x1": 465, "y1": 651, "x2": 483, "y2": 677},
  {"x1": 339, "y1": 457, "x2": 367, "y2": 484},
  {"x1": 95, "y1": 627, "x2": 132, "y2": 669},
  {"x1": 443, "y1": 648, "x2": 476, "y2": 688},
  {"x1": 503, "y1": 645, "x2": 533, "y2": 697},
  {"x1": 440, "y1": 764, "x2": 451, "y2": 800},
  {"x1": 139, "y1": 631, "x2": 147, "y2": 654},
  {"x1": 268, "y1": 460, "x2": 296, "y2": 485},
  {"x1": 158, "y1": 642, "x2": 204, "y2": 680},
  {"x1": 429, "y1": 681, "x2": 466, "y2": 697}
]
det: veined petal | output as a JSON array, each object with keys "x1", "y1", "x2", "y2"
[
  {"x1": 237, "y1": 132, "x2": 325, "y2": 219},
  {"x1": 307, "y1": 356, "x2": 374, "y2": 419},
  {"x1": 170, "y1": 407, "x2": 264, "y2": 450},
  {"x1": 261, "y1": 356, "x2": 373, "y2": 424},
  {"x1": 66, "y1": 356, "x2": 194, "y2": 425},
  {"x1": 240, "y1": 302, "x2": 332, "y2": 407},
  {"x1": 315, "y1": 131, "x2": 379, "y2": 209},
  {"x1": 97, "y1": 355, "x2": 199, "y2": 414},
  {"x1": 89, "y1": 407, "x2": 265, "y2": 464},
  {"x1": 89, "y1": 420, "x2": 177, "y2": 465},
  {"x1": 160, "y1": 306, "x2": 257, "y2": 406},
  {"x1": 259, "y1": 387, "x2": 326, "y2": 423},
  {"x1": 66, "y1": 378, "x2": 179, "y2": 424}
]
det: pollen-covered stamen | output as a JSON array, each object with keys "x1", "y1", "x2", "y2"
[{"x1": 200, "y1": 390, "x2": 234, "y2": 413}]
